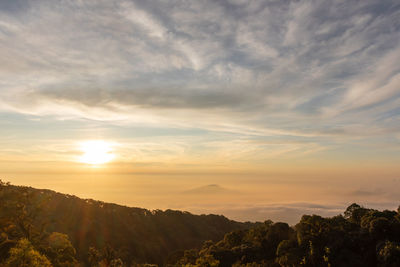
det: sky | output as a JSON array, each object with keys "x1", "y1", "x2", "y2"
[{"x1": 0, "y1": 0, "x2": 400, "y2": 224}]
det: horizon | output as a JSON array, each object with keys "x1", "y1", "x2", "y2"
[{"x1": 1, "y1": 0, "x2": 400, "y2": 224}]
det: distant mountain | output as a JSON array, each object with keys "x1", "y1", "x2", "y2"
[
  {"x1": 3, "y1": 181, "x2": 400, "y2": 266},
  {"x1": 0, "y1": 181, "x2": 254, "y2": 266},
  {"x1": 182, "y1": 184, "x2": 234, "y2": 195}
]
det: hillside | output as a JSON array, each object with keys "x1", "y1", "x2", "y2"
[
  {"x1": 0, "y1": 180, "x2": 254, "y2": 266},
  {"x1": 2, "y1": 179, "x2": 400, "y2": 266},
  {"x1": 171, "y1": 204, "x2": 400, "y2": 266}
]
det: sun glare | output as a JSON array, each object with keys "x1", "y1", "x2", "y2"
[{"x1": 79, "y1": 140, "x2": 115, "y2": 165}]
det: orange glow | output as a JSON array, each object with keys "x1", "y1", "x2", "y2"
[{"x1": 78, "y1": 140, "x2": 115, "y2": 165}]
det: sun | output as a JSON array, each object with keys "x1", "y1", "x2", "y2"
[{"x1": 79, "y1": 140, "x2": 115, "y2": 165}]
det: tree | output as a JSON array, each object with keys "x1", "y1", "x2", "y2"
[
  {"x1": 344, "y1": 203, "x2": 369, "y2": 225},
  {"x1": 0, "y1": 182, "x2": 49, "y2": 244},
  {"x1": 177, "y1": 249, "x2": 198, "y2": 265},
  {"x1": 5, "y1": 238, "x2": 52, "y2": 267},
  {"x1": 43, "y1": 232, "x2": 77, "y2": 267},
  {"x1": 195, "y1": 254, "x2": 220, "y2": 267},
  {"x1": 276, "y1": 239, "x2": 302, "y2": 267},
  {"x1": 224, "y1": 231, "x2": 244, "y2": 247},
  {"x1": 88, "y1": 247, "x2": 102, "y2": 267},
  {"x1": 377, "y1": 241, "x2": 400, "y2": 267},
  {"x1": 369, "y1": 217, "x2": 390, "y2": 241},
  {"x1": 109, "y1": 258, "x2": 124, "y2": 267}
]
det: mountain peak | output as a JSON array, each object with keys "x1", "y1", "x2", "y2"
[{"x1": 182, "y1": 184, "x2": 231, "y2": 194}]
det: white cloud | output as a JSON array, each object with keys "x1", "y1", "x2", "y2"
[{"x1": 0, "y1": 0, "x2": 399, "y2": 155}]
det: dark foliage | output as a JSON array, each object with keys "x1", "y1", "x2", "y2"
[
  {"x1": 2, "y1": 180, "x2": 400, "y2": 267},
  {"x1": 0, "y1": 180, "x2": 252, "y2": 266},
  {"x1": 172, "y1": 203, "x2": 400, "y2": 266}
]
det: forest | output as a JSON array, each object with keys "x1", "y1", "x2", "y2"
[{"x1": 1, "y1": 180, "x2": 400, "y2": 266}]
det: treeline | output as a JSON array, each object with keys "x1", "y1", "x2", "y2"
[
  {"x1": 170, "y1": 204, "x2": 400, "y2": 266},
  {"x1": 1, "y1": 180, "x2": 400, "y2": 266},
  {"x1": 0, "y1": 180, "x2": 253, "y2": 266}
]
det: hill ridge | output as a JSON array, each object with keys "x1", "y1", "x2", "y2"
[{"x1": 0, "y1": 181, "x2": 254, "y2": 265}]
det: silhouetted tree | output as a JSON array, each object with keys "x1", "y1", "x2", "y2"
[{"x1": 344, "y1": 203, "x2": 369, "y2": 225}]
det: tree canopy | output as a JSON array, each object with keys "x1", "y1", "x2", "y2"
[
  {"x1": 1, "y1": 180, "x2": 400, "y2": 266},
  {"x1": 171, "y1": 205, "x2": 400, "y2": 266}
]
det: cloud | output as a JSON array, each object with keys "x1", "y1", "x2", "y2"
[
  {"x1": 348, "y1": 189, "x2": 383, "y2": 197},
  {"x1": 0, "y1": 0, "x2": 400, "y2": 154},
  {"x1": 36, "y1": 87, "x2": 247, "y2": 110},
  {"x1": 189, "y1": 202, "x2": 345, "y2": 224}
]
